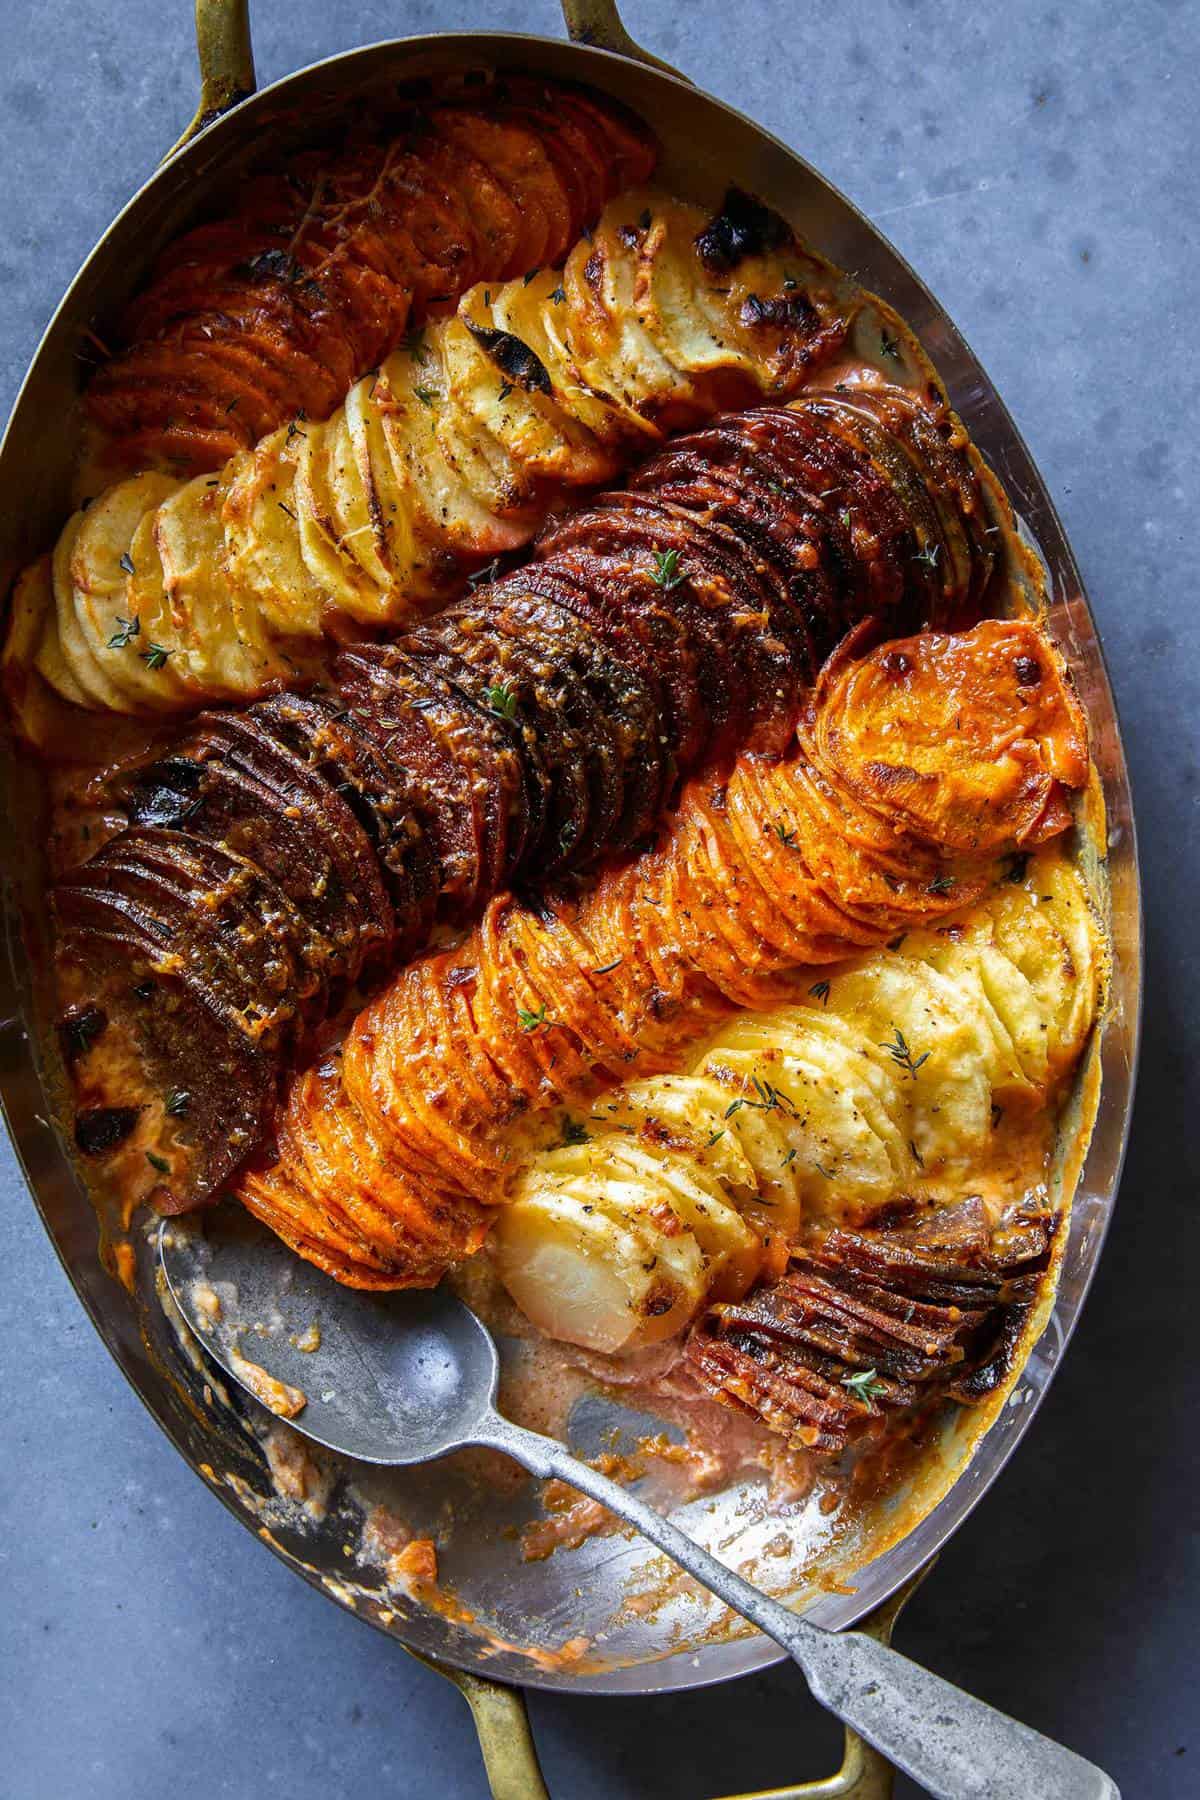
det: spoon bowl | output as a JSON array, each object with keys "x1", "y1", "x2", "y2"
[{"x1": 159, "y1": 1209, "x2": 502, "y2": 1464}]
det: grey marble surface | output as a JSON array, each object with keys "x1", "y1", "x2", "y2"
[{"x1": 0, "y1": 2, "x2": 1195, "y2": 1795}]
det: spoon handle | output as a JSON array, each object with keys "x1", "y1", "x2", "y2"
[{"x1": 480, "y1": 1414, "x2": 1118, "y2": 1800}]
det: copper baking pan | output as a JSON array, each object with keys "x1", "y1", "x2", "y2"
[{"x1": 0, "y1": 1, "x2": 1141, "y2": 1792}]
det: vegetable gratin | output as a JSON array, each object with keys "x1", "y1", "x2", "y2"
[{"x1": 2, "y1": 70, "x2": 1108, "y2": 1603}]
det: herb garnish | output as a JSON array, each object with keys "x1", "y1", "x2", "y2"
[
  {"x1": 484, "y1": 680, "x2": 518, "y2": 721},
  {"x1": 773, "y1": 821, "x2": 797, "y2": 847},
  {"x1": 705, "y1": 1128, "x2": 726, "y2": 1147},
  {"x1": 879, "y1": 1027, "x2": 929, "y2": 1080},
  {"x1": 523, "y1": 269, "x2": 539, "y2": 286},
  {"x1": 592, "y1": 958, "x2": 624, "y2": 975},
  {"x1": 164, "y1": 1088, "x2": 191, "y2": 1118},
  {"x1": 286, "y1": 411, "x2": 308, "y2": 442},
  {"x1": 909, "y1": 1138, "x2": 925, "y2": 1169},
  {"x1": 412, "y1": 384, "x2": 435, "y2": 407},
  {"x1": 809, "y1": 980, "x2": 831, "y2": 1005},
  {"x1": 814, "y1": 1161, "x2": 835, "y2": 1179},
  {"x1": 550, "y1": 285, "x2": 566, "y2": 306},
  {"x1": 780, "y1": 1147, "x2": 797, "y2": 1167},
  {"x1": 650, "y1": 548, "x2": 687, "y2": 590},
  {"x1": 146, "y1": 1150, "x2": 171, "y2": 1175},
  {"x1": 879, "y1": 329, "x2": 900, "y2": 359},
  {"x1": 517, "y1": 1003, "x2": 548, "y2": 1033},
  {"x1": 926, "y1": 872, "x2": 955, "y2": 896},
  {"x1": 724, "y1": 1076, "x2": 799, "y2": 1121},
  {"x1": 498, "y1": 381, "x2": 513, "y2": 402},
  {"x1": 118, "y1": 551, "x2": 136, "y2": 578},
  {"x1": 842, "y1": 1368, "x2": 887, "y2": 1403},
  {"x1": 557, "y1": 1116, "x2": 590, "y2": 1146},
  {"x1": 108, "y1": 615, "x2": 141, "y2": 649},
  {"x1": 913, "y1": 542, "x2": 941, "y2": 572},
  {"x1": 141, "y1": 643, "x2": 171, "y2": 671},
  {"x1": 468, "y1": 557, "x2": 501, "y2": 591},
  {"x1": 278, "y1": 501, "x2": 297, "y2": 521}
]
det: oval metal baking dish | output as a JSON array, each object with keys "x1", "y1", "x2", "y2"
[{"x1": 0, "y1": 0, "x2": 1140, "y2": 1766}]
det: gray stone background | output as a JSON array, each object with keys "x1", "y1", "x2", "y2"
[{"x1": 0, "y1": 1, "x2": 1195, "y2": 1795}]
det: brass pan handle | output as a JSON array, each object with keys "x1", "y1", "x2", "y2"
[
  {"x1": 166, "y1": 0, "x2": 256, "y2": 159},
  {"x1": 168, "y1": 0, "x2": 684, "y2": 164},
  {"x1": 414, "y1": 1564, "x2": 935, "y2": 1799},
  {"x1": 558, "y1": 0, "x2": 688, "y2": 78}
]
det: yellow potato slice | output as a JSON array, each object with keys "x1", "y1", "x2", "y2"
[
  {"x1": 320, "y1": 403, "x2": 392, "y2": 599},
  {"x1": 698, "y1": 1016, "x2": 907, "y2": 1220},
  {"x1": 293, "y1": 416, "x2": 385, "y2": 621},
  {"x1": 983, "y1": 853, "x2": 1100, "y2": 1077},
  {"x1": 497, "y1": 267, "x2": 633, "y2": 454},
  {"x1": 64, "y1": 473, "x2": 184, "y2": 713},
  {"x1": 814, "y1": 955, "x2": 996, "y2": 1168},
  {"x1": 221, "y1": 433, "x2": 327, "y2": 639},
  {"x1": 155, "y1": 475, "x2": 287, "y2": 698},
  {"x1": 563, "y1": 204, "x2": 680, "y2": 424}
]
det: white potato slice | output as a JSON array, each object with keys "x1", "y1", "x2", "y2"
[
  {"x1": 496, "y1": 1155, "x2": 705, "y2": 1353},
  {"x1": 604, "y1": 1072, "x2": 760, "y2": 1200},
  {"x1": 597, "y1": 1135, "x2": 764, "y2": 1302}
]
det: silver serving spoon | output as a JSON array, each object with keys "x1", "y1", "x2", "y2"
[{"x1": 160, "y1": 1214, "x2": 1117, "y2": 1800}]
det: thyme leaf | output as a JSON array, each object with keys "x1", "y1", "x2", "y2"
[
  {"x1": 516, "y1": 1003, "x2": 548, "y2": 1033},
  {"x1": 108, "y1": 614, "x2": 141, "y2": 649},
  {"x1": 842, "y1": 1367, "x2": 887, "y2": 1403},
  {"x1": 650, "y1": 548, "x2": 687, "y2": 590},
  {"x1": 879, "y1": 1027, "x2": 929, "y2": 1080},
  {"x1": 484, "y1": 680, "x2": 518, "y2": 721}
]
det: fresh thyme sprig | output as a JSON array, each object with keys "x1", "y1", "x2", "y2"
[
  {"x1": 108, "y1": 615, "x2": 141, "y2": 649},
  {"x1": 484, "y1": 681, "x2": 518, "y2": 721},
  {"x1": 649, "y1": 548, "x2": 687, "y2": 591},
  {"x1": 517, "y1": 1003, "x2": 548, "y2": 1033},
  {"x1": 879, "y1": 1027, "x2": 929, "y2": 1080},
  {"x1": 842, "y1": 1368, "x2": 887, "y2": 1404}
]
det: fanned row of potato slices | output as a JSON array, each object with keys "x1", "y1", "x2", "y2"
[
  {"x1": 54, "y1": 401, "x2": 1006, "y2": 1207},
  {"x1": 496, "y1": 848, "x2": 1097, "y2": 1356},
  {"x1": 9, "y1": 187, "x2": 864, "y2": 733},
  {"x1": 235, "y1": 619, "x2": 1090, "y2": 1292},
  {"x1": 85, "y1": 76, "x2": 657, "y2": 475}
]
